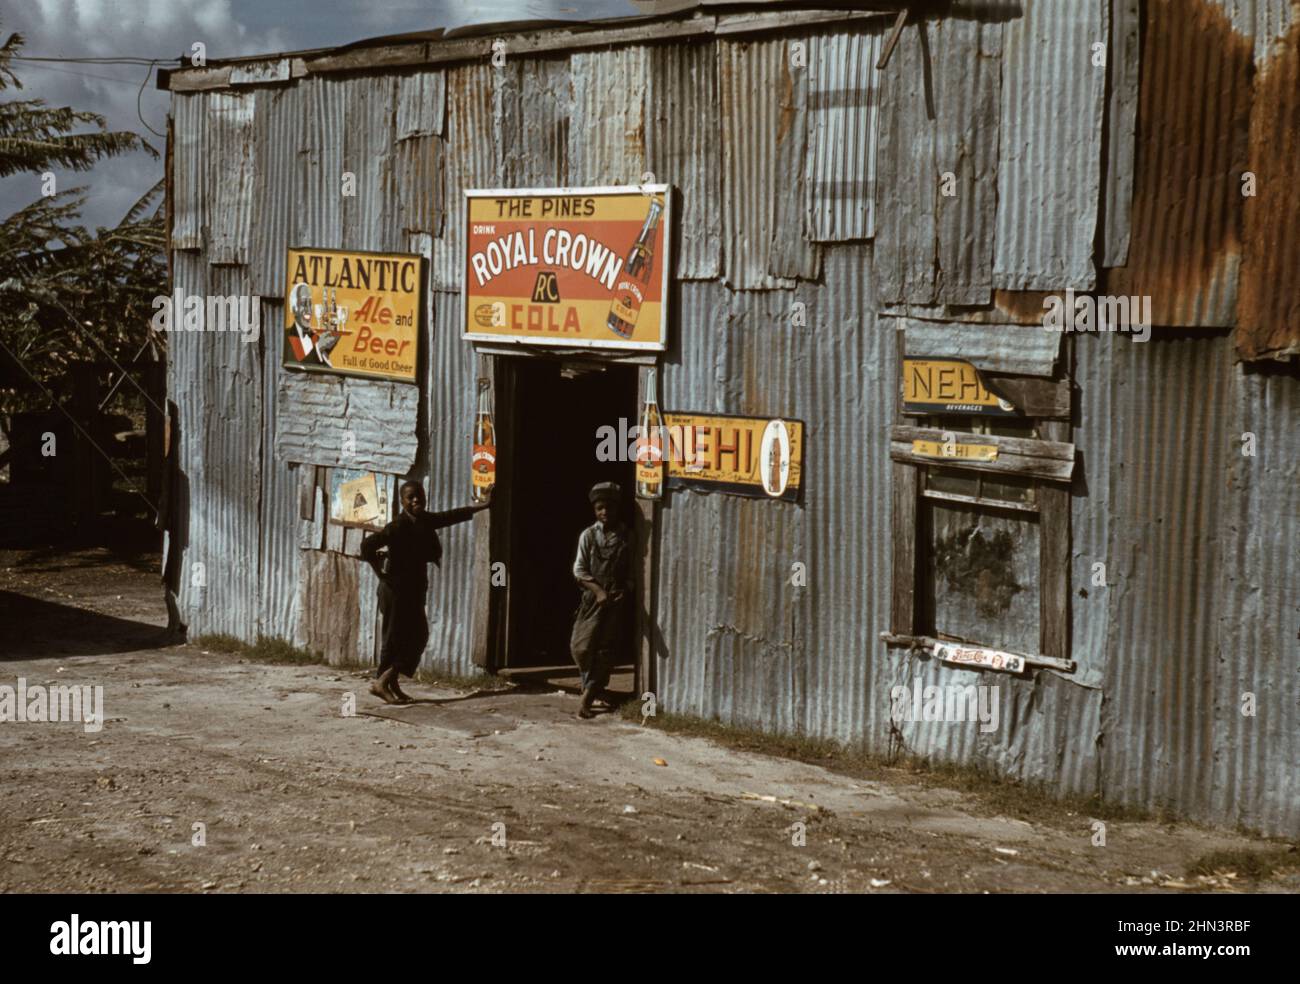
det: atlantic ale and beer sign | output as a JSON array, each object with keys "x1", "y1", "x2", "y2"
[
  {"x1": 461, "y1": 185, "x2": 672, "y2": 351},
  {"x1": 662, "y1": 412, "x2": 804, "y2": 503},
  {"x1": 284, "y1": 247, "x2": 421, "y2": 382}
]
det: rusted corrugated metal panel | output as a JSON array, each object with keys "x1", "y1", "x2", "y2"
[
  {"x1": 993, "y1": 0, "x2": 1106, "y2": 291},
  {"x1": 395, "y1": 71, "x2": 446, "y2": 139},
  {"x1": 433, "y1": 63, "x2": 496, "y2": 291},
  {"x1": 249, "y1": 86, "x2": 297, "y2": 298},
  {"x1": 767, "y1": 38, "x2": 821, "y2": 281},
  {"x1": 719, "y1": 38, "x2": 797, "y2": 290},
  {"x1": 931, "y1": 16, "x2": 1002, "y2": 305},
  {"x1": 1107, "y1": 0, "x2": 1252, "y2": 327},
  {"x1": 257, "y1": 298, "x2": 303, "y2": 642},
  {"x1": 206, "y1": 92, "x2": 255, "y2": 266},
  {"x1": 805, "y1": 31, "x2": 881, "y2": 242},
  {"x1": 1103, "y1": 0, "x2": 1140, "y2": 267},
  {"x1": 167, "y1": 260, "x2": 264, "y2": 637},
  {"x1": 274, "y1": 374, "x2": 420, "y2": 471},
  {"x1": 495, "y1": 56, "x2": 570, "y2": 188},
  {"x1": 341, "y1": 76, "x2": 400, "y2": 253},
  {"x1": 568, "y1": 47, "x2": 649, "y2": 185},
  {"x1": 421, "y1": 289, "x2": 482, "y2": 677},
  {"x1": 297, "y1": 76, "x2": 347, "y2": 251},
  {"x1": 1238, "y1": 7, "x2": 1300, "y2": 359},
  {"x1": 171, "y1": 93, "x2": 207, "y2": 251},
  {"x1": 872, "y1": 22, "x2": 935, "y2": 303},
  {"x1": 646, "y1": 41, "x2": 721, "y2": 279}
]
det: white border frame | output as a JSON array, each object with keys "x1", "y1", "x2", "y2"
[{"x1": 460, "y1": 184, "x2": 673, "y2": 352}]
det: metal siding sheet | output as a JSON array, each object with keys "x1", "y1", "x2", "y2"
[
  {"x1": 495, "y1": 56, "x2": 570, "y2": 188},
  {"x1": 341, "y1": 76, "x2": 399, "y2": 253},
  {"x1": 872, "y1": 22, "x2": 936, "y2": 303},
  {"x1": 1102, "y1": 0, "x2": 1140, "y2": 268},
  {"x1": 647, "y1": 41, "x2": 721, "y2": 278},
  {"x1": 1090, "y1": 334, "x2": 1300, "y2": 835},
  {"x1": 932, "y1": 16, "x2": 1001, "y2": 305},
  {"x1": 249, "y1": 86, "x2": 296, "y2": 297},
  {"x1": 900, "y1": 319, "x2": 1062, "y2": 376},
  {"x1": 719, "y1": 39, "x2": 796, "y2": 290},
  {"x1": 171, "y1": 93, "x2": 207, "y2": 251},
  {"x1": 258, "y1": 298, "x2": 303, "y2": 642},
  {"x1": 392, "y1": 135, "x2": 439, "y2": 236},
  {"x1": 993, "y1": 0, "x2": 1106, "y2": 290},
  {"x1": 806, "y1": 31, "x2": 882, "y2": 242},
  {"x1": 274, "y1": 375, "x2": 420, "y2": 472},
  {"x1": 567, "y1": 47, "x2": 648, "y2": 185},
  {"x1": 433, "y1": 63, "x2": 496, "y2": 291},
  {"x1": 206, "y1": 92, "x2": 255, "y2": 266},
  {"x1": 423, "y1": 289, "x2": 481, "y2": 676},
  {"x1": 1106, "y1": 0, "x2": 1252, "y2": 327},
  {"x1": 297, "y1": 76, "x2": 347, "y2": 251},
  {"x1": 395, "y1": 71, "x2": 446, "y2": 139},
  {"x1": 167, "y1": 261, "x2": 264, "y2": 637}
]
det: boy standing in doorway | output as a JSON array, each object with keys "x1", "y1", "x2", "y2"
[
  {"x1": 570, "y1": 482, "x2": 633, "y2": 719},
  {"x1": 361, "y1": 480, "x2": 489, "y2": 704}
]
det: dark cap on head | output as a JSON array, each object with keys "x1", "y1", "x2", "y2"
[{"x1": 588, "y1": 482, "x2": 621, "y2": 504}]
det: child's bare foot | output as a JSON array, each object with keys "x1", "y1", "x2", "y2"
[
  {"x1": 369, "y1": 679, "x2": 400, "y2": 704},
  {"x1": 389, "y1": 680, "x2": 413, "y2": 704}
]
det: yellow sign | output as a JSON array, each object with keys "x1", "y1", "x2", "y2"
[
  {"x1": 902, "y1": 359, "x2": 1017, "y2": 415},
  {"x1": 911, "y1": 439, "x2": 999, "y2": 462},
  {"x1": 284, "y1": 247, "x2": 421, "y2": 382},
  {"x1": 663, "y1": 413, "x2": 803, "y2": 502},
  {"x1": 461, "y1": 186, "x2": 672, "y2": 351}
]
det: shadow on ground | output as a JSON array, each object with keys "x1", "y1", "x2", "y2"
[{"x1": 0, "y1": 590, "x2": 170, "y2": 659}]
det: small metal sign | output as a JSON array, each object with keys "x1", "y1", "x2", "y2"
[
  {"x1": 902, "y1": 358, "x2": 1017, "y2": 416},
  {"x1": 934, "y1": 641, "x2": 1026, "y2": 674},
  {"x1": 911, "y1": 439, "x2": 999, "y2": 462}
]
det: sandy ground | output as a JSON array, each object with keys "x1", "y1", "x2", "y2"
[{"x1": 1, "y1": 545, "x2": 1296, "y2": 895}]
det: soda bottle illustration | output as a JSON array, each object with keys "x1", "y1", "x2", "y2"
[
  {"x1": 607, "y1": 195, "x2": 664, "y2": 339},
  {"x1": 635, "y1": 370, "x2": 663, "y2": 499},
  {"x1": 471, "y1": 377, "x2": 495, "y2": 502}
]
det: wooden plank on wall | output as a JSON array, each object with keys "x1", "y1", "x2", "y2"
[
  {"x1": 1038, "y1": 418, "x2": 1072, "y2": 661},
  {"x1": 890, "y1": 462, "x2": 919, "y2": 635},
  {"x1": 890, "y1": 424, "x2": 1075, "y2": 482}
]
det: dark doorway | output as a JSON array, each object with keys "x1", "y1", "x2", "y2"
[{"x1": 504, "y1": 358, "x2": 637, "y2": 669}]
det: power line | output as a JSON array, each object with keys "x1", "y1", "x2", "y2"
[
  {"x1": 10, "y1": 60, "x2": 155, "y2": 87},
  {"x1": 14, "y1": 54, "x2": 169, "y2": 66}
]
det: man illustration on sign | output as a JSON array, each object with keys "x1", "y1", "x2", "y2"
[{"x1": 287, "y1": 282, "x2": 342, "y2": 366}]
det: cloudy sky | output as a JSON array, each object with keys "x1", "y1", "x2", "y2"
[{"x1": 2, "y1": 0, "x2": 636, "y2": 230}]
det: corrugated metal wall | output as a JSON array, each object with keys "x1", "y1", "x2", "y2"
[{"x1": 167, "y1": 2, "x2": 1299, "y2": 835}]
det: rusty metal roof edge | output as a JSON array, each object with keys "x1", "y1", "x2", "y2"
[{"x1": 160, "y1": 5, "x2": 906, "y2": 91}]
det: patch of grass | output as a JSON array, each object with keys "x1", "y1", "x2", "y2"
[
  {"x1": 191, "y1": 633, "x2": 509, "y2": 693},
  {"x1": 622, "y1": 705, "x2": 1162, "y2": 827},
  {"x1": 193, "y1": 633, "x2": 323, "y2": 665},
  {"x1": 1186, "y1": 847, "x2": 1300, "y2": 881}
]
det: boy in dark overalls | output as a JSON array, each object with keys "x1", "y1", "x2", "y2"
[
  {"x1": 570, "y1": 482, "x2": 633, "y2": 719},
  {"x1": 360, "y1": 480, "x2": 488, "y2": 704}
]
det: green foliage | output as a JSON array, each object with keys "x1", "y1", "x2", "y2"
[{"x1": 0, "y1": 25, "x2": 165, "y2": 412}]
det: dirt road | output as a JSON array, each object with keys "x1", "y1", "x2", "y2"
[{"x1": 1, "y1": 546, "x2": 1294, "y2": 894}]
